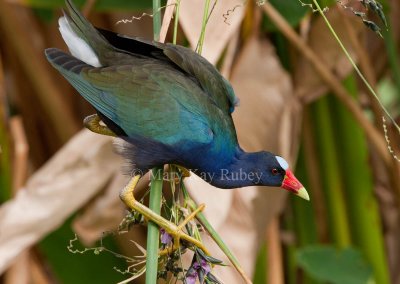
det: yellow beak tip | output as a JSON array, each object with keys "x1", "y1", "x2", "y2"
[{"x1": 296, "y1": 187, "x2": 310, "y2": 201}]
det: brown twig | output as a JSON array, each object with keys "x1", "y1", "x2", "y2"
[
  {"x1": 267, "y1": 218, "x2": 284, "y2": 284},
  {"x1": 29, "y1": 255, "x2": 51, "y2": 284},
  {"x1": 9, "y1": 116, "x2": 29, "y2": 194},
  {"x1": 4, "y1": 252, "x2": 30, "y2": 284},
  {"x1": 6, "y1": 117, "x2": 40, "y2": 284},
  {"x1": 261, "y1": 2, "x2": 391, "y2": 166},
  {"x1": 160, "y1": 0, "x2": 176, "y2": 43}
]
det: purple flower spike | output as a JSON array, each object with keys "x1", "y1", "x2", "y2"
[
  {"x1": 200, "y1": 259, "x2": 211, "y2": 274},
  {"x1": 193, "y1": 261, "x2": 200, "y2": 270},
  {"x1": 190, "y1": 259, "x2": 211, "y2": 283},
  {"x1": 185, "y1": 268, "x2": 198, "y2": 284},
  {"x1": 160, "y1": 228, "x2": 173, "y2": 245},
  {"x1": 186, "y1": 250, "x2": 219, "y2": 284},
  {"x1": 193, "y1": 259, "x2": 211, "y2": 273},
  {"x1": 185, "y1": 274, "x2": 197, "y2": 284}
]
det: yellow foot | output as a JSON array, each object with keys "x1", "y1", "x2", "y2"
[
  {"x1": 120, "y1": 176, "x2": 209, "y2": 256},
  {"x1": 83, "y1": 114, "x2": 116, "y2": 136},
  {"x1": 159, "y1": 203, "x2": 206, "y2": 256},
  {"x1": 173, "y1": 164, "x2": 191, "y2": 177}
]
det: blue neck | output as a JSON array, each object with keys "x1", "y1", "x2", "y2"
[{"x1": 193, "y1": 148, "x2": 265, "y2": 189}]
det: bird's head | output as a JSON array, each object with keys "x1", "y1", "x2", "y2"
[{"x1": 256, "y1": 153, "x2": 309, "y2": 201}]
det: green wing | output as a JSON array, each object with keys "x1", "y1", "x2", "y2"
[
  {"x1": 159, "y1": 44, "x2": 238, "y2": 114},
  {"x1": 45, "y1": 48, "x2": 214, "y2": 146}
]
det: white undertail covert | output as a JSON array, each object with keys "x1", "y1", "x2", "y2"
[{"x1": 58, "y1": 16, "x2": 101, "y2": 67}]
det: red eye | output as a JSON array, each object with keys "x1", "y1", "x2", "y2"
[{"x1": 271, "y1": 168, "x2": 279, "y2": 175}]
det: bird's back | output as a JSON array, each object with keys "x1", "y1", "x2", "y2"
[{"x1": 45, "y1": 0, "x2": 240, "y2": 172}]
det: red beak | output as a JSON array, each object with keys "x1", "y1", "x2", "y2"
[{"x1": 281, "y1": 170, "x2": 309, "y2": 200}]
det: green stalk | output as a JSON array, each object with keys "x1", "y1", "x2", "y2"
[
  {"x1": 152, "y1": 0, "x2": 161, "y2": 41},
  {"x1": 332, "y1": 76, "x2": 390, "y2": 284},
  {"x1": 197, "y1": 0, "x2": 211, "y2": 54},
  {"x1": 282, "y1": 217, "x2": 296, "y2": 284},
  {"x1": 311, "y1": 97, "x2": 351, "y2": 248},
  {"x1": 146, "y1": 167, "x2": 164, "y2": 284},
  {"x1": 0, "y1": 118, "x2": 11, "y2": 202},
  {"x1": 145, "y1": 1, "x2": 163, "y2": 282},
  {"x1": 291, "y1": 146, "x2": 319, "y2": 284},
  {"x1": 253, "y1": 243, "x2": 267, "y2": 284},
  {"x1": 172, "y1": 0, "x2": 181, "y2": 45},
  {"x1": 292, "y1": 148, "x2": 318, "y2": 246}
]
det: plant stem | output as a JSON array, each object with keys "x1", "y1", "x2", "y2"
[
  {"x1": 0, "y1": 113, "x2": 11, "y2": 202},
  {"x1": 332, "y1": 76, "x2": 390, "y2": 284},
  {"x1": 173, "y1": 0, "x2": 181, "y2": 45},
  {"x1": 146, "y1": 2, "x2": 162, "y2": 282},
  {"x1": 146, "y1": 167, "x2": 164, "y2": 284},
  {"x1": 292, "y1": 148, "x2": 318, "y2": 246},
  {"x1": 153, "y1": 0, "x2": 161, "y2": 41},
  {"x1": 0, "y1": 56, "x2": 11, "y2": 202},
  {"x1": 311, "y1": 96, "x2": 351, "y2": 248},
  {"x1": 197, "y1": 0, "x2": 211, "y2": 54}
]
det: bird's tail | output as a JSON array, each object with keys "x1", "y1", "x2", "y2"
[{"x1": 59, "y1": 0, "x2": 114, "y2": 67}]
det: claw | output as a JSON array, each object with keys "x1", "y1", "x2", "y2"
[
  {"x1": 120, "y1": 176, "x2": 209, "y2": 256},
  {"x1": 174, "y1": 165, "x2": 191, "y2": 177},
  {"x1": 84, "y1": 114, "x2": 116, "y2": 136}
]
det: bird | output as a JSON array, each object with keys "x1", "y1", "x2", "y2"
[{"x1": 45, "y1": 0, "x2": 309, "y2": 253}]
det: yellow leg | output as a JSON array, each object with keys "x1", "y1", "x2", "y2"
[
  {"x1": 174, "y1": 165, "x2": 191, "y2": 177},
  {"x1": 120, "y1": 176, "x2": 209, "y2": 256},
  {"x1": 83, "y1": 114, "x2": 116, "y2": 137},
  {"x1": 177, "y1": 203, "x2": 205, "y2": 230}
]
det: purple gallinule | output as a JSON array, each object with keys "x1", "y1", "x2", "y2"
[{"x1": 45, "y1": 0, "x2": 309, "y2": 254}]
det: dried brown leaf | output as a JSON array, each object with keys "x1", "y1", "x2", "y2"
[
  {"x1": 179, "y1": 0, "x2": 245, "y2": 63},
  {"x1": 71, "y1": 170, "x2": 152, "y2": 245},
  {"x1": 0, "y1": 130, "x2": 120, "y2": 274},
  {"x1": 72, "y1": 173, "x2": 128, "y2": 246}
]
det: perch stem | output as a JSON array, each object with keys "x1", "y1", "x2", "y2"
[
  {"x1": 146, "y1": 167, "x2": 164, "y2": 284},
  {"x1": 173, "y1": 0, "x2": 181, "y2": 45},
  {"x1": 197, "y1": 0, "x2": 211, "y2": 54},
  {"x1": 146, "y1": 1, "x2": 162, "y2": 282}
]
